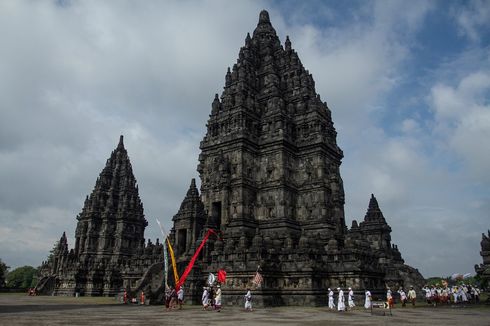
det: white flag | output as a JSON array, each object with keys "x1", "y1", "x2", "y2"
[{"x1": 207, "y1": 273, "x2": 216, "y2": 285}]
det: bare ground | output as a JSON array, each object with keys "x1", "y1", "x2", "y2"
[{"x1": 0, "y1": 294, "x2": 489, "y2": 326}]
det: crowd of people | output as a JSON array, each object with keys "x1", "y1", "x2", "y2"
[
  {"x1": 122, "y1": 289, "x2": 146, "y2": 305},
  {"x1": 164, "y1": 286, "x2": 185, "y2": 310},
  {"x1": 421, "y1": 284, "x2": 481, "y2": 306},
  {"x1": 201, "y1": 285, "x2": 223, "y2": 311},
  {"x1": 326, "y1": 284, "x2": 482, "y2": 312},
  {"x1": 119, "y1": 283, "x2": 483, "y2": 311}
]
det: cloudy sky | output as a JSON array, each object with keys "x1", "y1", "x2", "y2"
[{"x1": 1, "y1": 0, "x2": 489, "y2": 278}]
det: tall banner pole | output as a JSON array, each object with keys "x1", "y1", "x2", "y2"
[{"x1": 156, "y1": 219, "x2": 169, "y2": 290}]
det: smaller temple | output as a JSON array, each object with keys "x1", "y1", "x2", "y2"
[
  {"x1": 475, "y1": 230, "x2": 490, "y2": 303},
  {"x1": 37, "y1": 136, "x2": 165, "y2": 299}
]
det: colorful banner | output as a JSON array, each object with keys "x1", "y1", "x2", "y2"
[
  {"x1": 176, "y1": 229, "x2": 218, "y2": 290},
  {"x1": 167, "y1": 238, "x2": 179, "y2": 287}
]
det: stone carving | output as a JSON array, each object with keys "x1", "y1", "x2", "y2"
[
  {"x1": 38, "y1": 11, "x2": 424, "y2": 306},
  {"x1": 37, "y1": 136, "x2": 162, "y2": 298},
  {"x1": 475, "y1": 230, "x2": 490, "y2": 303},
  {"x1": 172, "y1": 10, "x2": 424, "y2": 306}
]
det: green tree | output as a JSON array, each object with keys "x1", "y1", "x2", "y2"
[
  {"x1": 6, "y1": 266, "x2": 37, "y2": 289},
  {"x1": 0, "y1": 259, "x2": 9, "y2": 288}
]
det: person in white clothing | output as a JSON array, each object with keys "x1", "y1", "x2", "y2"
[
  {"x1": 337, "y1": 288, "x2": 345, "y2": 312},
  {"x1": 364, "y1": 290, "x2": 372, "y2": 309},
  {"x1": 177, "y1": 286, "x2": 184, "y2": 310},
  {"x1": 214, "y1": 285, "x2": 222, "y2": 312},
  {"x1": 328, "y1": 288, "x2": 335, "y2": 309},
  {"x1": 398, "y1": 287, "x2": 407, "y2": 307},
  {"x1": 202, "y1": 287, "x2": 210, "y2": 310},
  {"x1": 407, "y1": 286, "x2": 416, "y2": 306},
  {"x1": 348, "y1": 287, "x2": 355, "y2": 309},
  {"x1": 244, "y1": 289, "x2": 252, "y2": 311}
]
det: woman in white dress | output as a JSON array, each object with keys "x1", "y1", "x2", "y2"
[
  {"x1": 348, "y1": 287, "x2": 355, "y2": 309},
  {"x1": 364, "y1": 290, "x2": 372, "y2": 309},
  {"x1": 244, "y1": 289, "x2": 252, "y2": 311},
  {"x1": 328, "y1": 288, "x2": 335, "y2": 309},
  {"x1": 202, "y1": 287, "x2": 209, "y2": 310},
  {"x1": 214, "y1": 285, "x2": 222, "y2": 312},
  {"x1": 337, "y1": 288, "x2": 346, "y2": 311}
]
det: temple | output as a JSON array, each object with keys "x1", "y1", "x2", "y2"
[
  {"x1": 37, "y1": 136, "x2": 164, "y2": 297},
  {"x1": 37, "y1": 10, "x2": 424, "y2": 305},
  {"x1": 169, "y1": 10, "x2": 424, "y2": 305},
  {"x1": 475, "y1": 230, "x2": 490, "y2": 304}
]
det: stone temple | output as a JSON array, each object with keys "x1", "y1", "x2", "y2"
[
  {"x1": 37, "y1": 10, "x2": 424, "y2": 305},
  {"x1": 475, "y1": 230, "x2": 490, "y2": 304}
]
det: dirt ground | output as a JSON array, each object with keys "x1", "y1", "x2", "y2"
[{"x1": 1, "y1": 294, "x2": 489, "y2": 326}]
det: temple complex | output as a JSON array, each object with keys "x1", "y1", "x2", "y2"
[{"x1": 37, "y1": 10, "x2": 424, "y2": 305}]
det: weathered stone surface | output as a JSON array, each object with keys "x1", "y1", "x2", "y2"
[
  {"x1": 172, "y1": 10, "x2": 424, "y2": 305},
  {"x1": 475, "y1": 230, "x2": 490, "y2": 303},
  {"x1": 38, "y1": 10, "x2": 424, "y2": 306},
  {"x1": 37, "y1": 136, "x2": 164, "y2": 299}
]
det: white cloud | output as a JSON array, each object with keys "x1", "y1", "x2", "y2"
[
  {"x1": 0, "y1": 0, "x2": 487, "y2": 279},
  {"x1": 453, "y1": 0, "x2": 490, "y2": 42},
  {"x1": 430, "y1": 71, "x2": 490, "y2": 181}
]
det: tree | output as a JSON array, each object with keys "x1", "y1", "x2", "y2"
[
  {"x1": 6, "y1": 266, "x2": 38, "y2": 289},
  {"x1": 0, "y1": 259, "x2": 9, "y2": 288}
]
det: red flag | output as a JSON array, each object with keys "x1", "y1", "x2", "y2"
[
  {"x1": 175, "y1": 229, "x2": 218, "y2": 290},
  {"x1": 217, "y1": 269, "x2": 227, "y2": 283}
]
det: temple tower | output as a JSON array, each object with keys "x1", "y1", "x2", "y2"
[
  {"x1": 74, "y1": 135, "x2": 147, "y2": 260},
  {"x1": 198, "y1": 10, "x2": 345, "y2": 244}
]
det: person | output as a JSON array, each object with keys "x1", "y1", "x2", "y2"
[
  {"x1": 337, "y1": 288, "x2": 345, "y2": 312},
  {"x1": 387, "y1": 288, "x2": 394, "y2": 309},
  {"x1": 398, "y1": 287, "x2": 407, "y2": 307},
  {"x1": 453, "y1": 286, "x2": 459, "y2": 303},
  {"x1": 202, "y1": 287, "x2": 210, "y2": 310},
  {"x1": 123, "y1": 289, "x2": 128, "y2": 304},
  {"x1": 407, "y1": 286, "x2": 416, "y2": 307},
  {"x1": 348, "y1": 287, "x2": 355, "y2": 309},
  {"x1": 215, "y1": 285, "x2": 222, "y2": 312},
  {"x1": 140, "y1": 291, "x2": 145, "y2": 305},
  {"x1": 364, "y1": 289, "x2": 372, "y2": 309},
  {"x1": 165, "y1": 286, "x2": 172, "y2": 310},
  {"x1": 423, "y1": 286, "x2": 431, "y2": 305},
  {"x1": 209, "y1": 286, "x2": 215, "y2": 309},
  {"x1": 473, "y1": 286, "x2": 480, "y2": 303},
  {"x1": 328, "y1": 288, "x2": 335, "y2": 309},
  {"x1": 169, "y1": 286, "x2": 177, "y2": 309},
  {"x1": 177, "y1": 286, "x2": 184, "y2": 309},
  {"x1": 244, "y1": 289, "x2": 252, "y2": 311}
]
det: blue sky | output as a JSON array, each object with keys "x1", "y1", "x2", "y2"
[{"x1": 0, "y1": 0, "x2": 489, "y2": 278}]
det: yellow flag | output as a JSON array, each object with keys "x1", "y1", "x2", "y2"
[{"x1": 167, "y1": 238, "x2": 179, "y2": 286}]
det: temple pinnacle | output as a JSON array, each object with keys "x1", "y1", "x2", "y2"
[
  {"x1": 117, "y1": 135, "x2": 124, "y2": 149},
  {"x1": 259, "y1": 10, "x2": 270, "y2": 24}
]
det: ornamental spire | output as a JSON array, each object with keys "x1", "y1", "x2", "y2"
[{"x1": 117, "y1": 135, "x2": 124, "y2": 150}]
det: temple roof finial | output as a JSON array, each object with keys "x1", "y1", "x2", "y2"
[
  {"x1": 285, "y1": 35, "x2": 291, "y2": 51},
  {"x1": 259, "y1": 10, "x2": 270, "y2": 24},
  {"x1": 118, "y1": 135, "x2": 124, "y2": 149}
]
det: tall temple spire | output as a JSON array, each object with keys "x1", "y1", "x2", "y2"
[
  {"x1": 117, "y1": 135, "x2": 124, "y2": 150},
  {"x1": 258, "y1": 10, "x2": 270, "y2": 24},
  {"x1": 74, "y1": 136, "x2": 147, "y2": 258}
]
